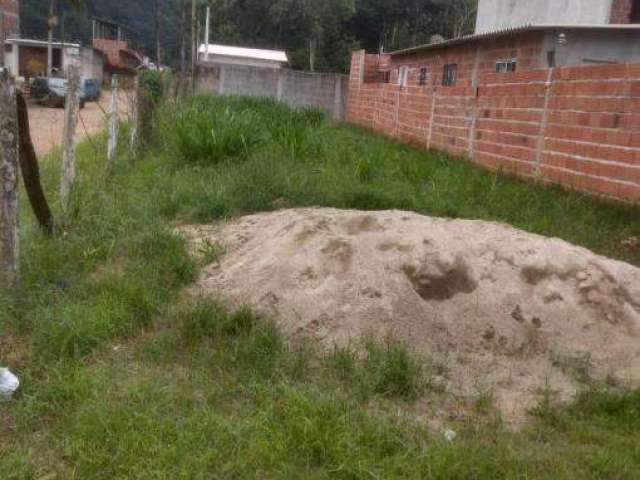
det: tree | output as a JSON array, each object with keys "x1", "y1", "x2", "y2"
[{"x1": 433, "y1": 0, "x2": 477, "y2": 38}]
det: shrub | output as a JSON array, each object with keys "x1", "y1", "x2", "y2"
[
  {"x1": 167, "y1": 98, "x2": 262, "y2": 164},
  {"x1": 138, "y1": 70, "x2": 165, "y2": 104}
]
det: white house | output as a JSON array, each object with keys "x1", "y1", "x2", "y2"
[
  {"x1": 3, "y1": 38, "x2": 105, "y2": 82},
  {"x1": 198, "y1": 44, "x2": 288, "y2": 69}
]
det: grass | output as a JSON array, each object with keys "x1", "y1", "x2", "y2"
[{"x1": 0, "y1": 95, "x2": 639, "y2": 478}]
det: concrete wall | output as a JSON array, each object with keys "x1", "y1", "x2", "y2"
[
  {"x1": 347, "y1": 50, "x2": 640, "y2": 204},
  {"x1": 197, "y1": 63, "x2": 349, "y2": 120},
  {"x1": 475, "y1": 0, "x2": 614, "y2": 33},
  {"x1": 76, "y1": 48, "x2": 105, "y2": 83},
  {"x1": 546, "y1": 30, "x2": 640, "y2": 65}
]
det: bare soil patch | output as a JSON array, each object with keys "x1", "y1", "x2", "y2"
[
  {"x1": 180, "y1": 208, "x2": 640, "y2": 423},
  {"x1": 28, "y1": 91, "x2": 132, "y2": 157}
]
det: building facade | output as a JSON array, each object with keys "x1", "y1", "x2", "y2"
[
  {"x1": 384, "y1": 26, "x2": 640, "y2": 92},
  {"x1": 92, "y1": 19, "x2": 143, "y2": 77},
  {"x1": 3, "y1": 38, "x2": 105, "y2": 82},
  {"x1": 476, "y1": 0, "x2": 640, "y2": 33}
]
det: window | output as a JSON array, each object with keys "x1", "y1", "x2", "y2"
[
  {"x1": 547, "y1": 50, "x2": 556, "y2": 68},
  {"x1": 442, "y1": 64, "x2": 457, "y2": 86},
  {"x1": 399, "y1": 66, "x2": 409, "y2": 87},
  {"x1": 379, "y1": 70, "x2": 391, "y2": 83},
  {"x1": 495, "y1": 60, "x2": 517, "y2": 73},
  {"x1": 419, "y1": 67, "x2": 428, "y2": 86}
]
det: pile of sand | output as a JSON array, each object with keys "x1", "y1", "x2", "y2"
[{"x1": 181, "y1": 208, "x2": 640, "y2": 422}]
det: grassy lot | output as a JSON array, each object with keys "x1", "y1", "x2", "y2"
[{"x1": 1, "y1": 95, "x2": 639, "y2": 479}]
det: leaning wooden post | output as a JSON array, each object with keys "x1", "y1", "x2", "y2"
[
  {"x1": 106, "y1": 75, "x2": 119, "y2": 174},
  {"x1": 60, "y1": 65, "x2": 80, "y2": 216},
  {"x1": 16, "y1": 91, "x2": 54, "y2": 235},
  {"x1": 129, "y1": 75, "x2": 139, "y2": 157},
  {"x1": 0, "y1": 75, "x2": 20, "y2": 284}
]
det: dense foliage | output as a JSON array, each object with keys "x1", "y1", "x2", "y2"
[{"x1": 21, "y1": 0, "x2": 477, "y2": 72}]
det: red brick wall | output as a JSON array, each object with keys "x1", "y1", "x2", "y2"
[
  {"x1": 388, "y1": 32, "x2": 546, "y2": 88},
  {"x1": 347, "y1": 53, "x2": 640, "y2": 203},
  {"x1": 1, "y1": 0, "x2": 20, "y2": 36},
  {"x1": 610, "y1": 0, "x2": 633, "y2": 23},
  {"x1": 93, "y1": 38, "x2": 129, "y2": 68}
]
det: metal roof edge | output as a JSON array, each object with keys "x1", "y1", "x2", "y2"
[{"x1": 391, "y1": 23, "x2": 640, "y2": 56}]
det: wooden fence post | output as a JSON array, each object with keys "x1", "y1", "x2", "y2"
[
  {"x1": 136, "y1": 81, "x2": 154, "y2": 152},
  {"x1": 16, "y1": 91, "x2": 54, "y2": 235},
  {"x1": 0, "y1": 75, "x2": 20, "y2": 283},
  {"x1": 106, "y1": 75, "x2": 119, "y2": 174},
  {"x1": 60, "y1": 65, "x2": 80, "y2": 216}
]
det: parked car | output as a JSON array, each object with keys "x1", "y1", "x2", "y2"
[
  {"x1": 82, "y1": 78, "x2": 101, "y2": 102},
  {"x1": 31, "y1": 77, "x2": 86, "y2": 109}
]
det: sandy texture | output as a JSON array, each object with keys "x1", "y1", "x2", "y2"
[{"x1": 181, "y1": 208, "x2": 640, "y2": 422}]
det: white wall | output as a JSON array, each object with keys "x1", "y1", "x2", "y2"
[{"x1": 475, "y1": 0, "x2": 614, "y2": 33}]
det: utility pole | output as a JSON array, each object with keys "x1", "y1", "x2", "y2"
[
  {"x1": 180, "y1": 0, "x2": 187, "y2": 79},
  {"x1": 155, "y1": 0, "x2": 162, "y2": 69},
  {"x1": 191, "y1": 0, "x2": 197, "y2": 93},
  {"x1": 204, "y1": 5, "x2": 210, "y2": 60},
  {"x1": 47, "y1": 0, "x2": 56, "y2": 77}
]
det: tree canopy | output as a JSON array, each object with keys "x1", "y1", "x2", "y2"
[{"x1": 21, "y1": 0, "x2": 477, "y2": 72}]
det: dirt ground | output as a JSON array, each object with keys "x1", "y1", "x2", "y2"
[
  {"x1": 181, "y1": 208, "x2": 640, "y2": 424},
  {"x1": 28, "y1": 90, "x2": 134, "y2": 157}
]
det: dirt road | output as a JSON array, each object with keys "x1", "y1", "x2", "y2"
[{"x1": 28, "y1": 91, "x2": 133, "y2": 157}]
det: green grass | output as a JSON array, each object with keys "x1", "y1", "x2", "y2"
[{"x1": 1, "y1": 95, "x2": 639, "y2": 479}]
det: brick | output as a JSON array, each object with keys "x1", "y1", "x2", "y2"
[{"x1": 346, "y1": 50, "x2": 640, "y2": 203}]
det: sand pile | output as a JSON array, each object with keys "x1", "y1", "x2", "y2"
[{"x1": 181, "y1": 208, "x2": 640, "y2": 421}]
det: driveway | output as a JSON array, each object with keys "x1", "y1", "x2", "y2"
[{"x1": 28, "y1": 90, "x2": 134, "y2": 157}]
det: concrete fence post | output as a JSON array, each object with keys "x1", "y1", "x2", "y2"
[
  {"x1": 332, "y1": 75, "x2": 343, "y2": 120},
  {"x1": 276, "y1": 69, "x2": 284, "y2": 102},
  {"x1": 0, "y1": 75, "x2": 20, "y2": 283},
  {"x1": 534, "y1": 68, "x2": 554, "y2": 177},
  {"x1": 394, "y1": 89, "x2": 401, "y2": 137},
  {"x1": 468, "y1": 45, "x2": 482, "y2": 158},
  {"x1": 218, "y1": 66, "x2": 226, "y2": 95},
  {"x1": 106, "y1": 75, "x2": 119, "y2": 174},
  {"x1": 426, "y1": 88, "x2": 438, "y2": 150},
  {"x1": 60, "y1": 65, "x2": 80, "y2": 216}
]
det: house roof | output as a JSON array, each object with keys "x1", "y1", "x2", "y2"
[
  {"x1": 391, "y1": 23, "x2": 640, "y2": 57},
  {"x1": 199, "y1": 44, "x2": 288, "y2": 63}
]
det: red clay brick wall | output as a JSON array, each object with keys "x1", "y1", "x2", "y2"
[
  {"x1": 610, "y1": 0, "x2": 633, "y2": 23},
  {"x1": 390, "y1": 32, "x2": 546, "y2": 88},
  {"x1": 93, "y1": 38, "x2": 128, "y2": 68},
  {"x1": 347, "y1": 54, "x2": 640, "y2": 203},
  {"x1": 1, "y1": 0, "x2": 20, "y2": 36}
]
